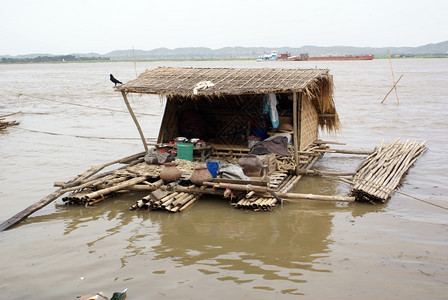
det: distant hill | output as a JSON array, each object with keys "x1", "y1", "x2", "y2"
[{"x1": 2, "y1": 41, "x2": 447, "y2": 60}]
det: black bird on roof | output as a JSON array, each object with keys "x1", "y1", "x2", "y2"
[{"x1": 110, "y1": 74, "x2": 122, "y2": 87}]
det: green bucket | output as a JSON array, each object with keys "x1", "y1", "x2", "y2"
[{"x1": 177, "y1": 143, "x2": 193, "y2": 161}]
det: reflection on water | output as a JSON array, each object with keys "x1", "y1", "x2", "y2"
[
  {"x1": 26, "y1": 193, "x2": 336, "y2": 295},
  {"x1": 1, "y1": 59, "x2": 448, "y2": 299}
]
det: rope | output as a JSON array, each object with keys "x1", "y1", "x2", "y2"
[
  {"x1": 15, "y1": 127, "x2": 157, "y2": 141},
  {"x1": 0, "y1": 88, "x2": 158, "y2": 116}
]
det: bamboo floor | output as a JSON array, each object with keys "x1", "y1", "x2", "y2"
[{"x1": 59, "y1": 142, "x2": 331, "y2": 213}]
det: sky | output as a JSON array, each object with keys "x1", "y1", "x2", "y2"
[{"x1": 1, "y1": 0, "x2": 447, "y2": 56}]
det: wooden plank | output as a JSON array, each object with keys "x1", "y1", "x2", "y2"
[
  {"x1": 212, "y1": 178, "x2": 268, "y2": 187},
  {"x1": 0, "y1": 188, "x2": 65, "y2": 232}
]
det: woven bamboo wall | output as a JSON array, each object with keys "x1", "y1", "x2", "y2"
[
  {"x1": 299, "y1": 95, "x2": 319, "y2": 150},
  {"x1": 157, "y1": 98, "x2": 178, "y2": 143}
]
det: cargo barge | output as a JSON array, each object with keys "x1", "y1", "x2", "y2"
[{"x1": 289, "y1": 53, "x2": 374, "y2": 61}]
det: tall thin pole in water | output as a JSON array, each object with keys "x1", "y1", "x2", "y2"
[
  {"x1": 132, "y1": 45, "x2": 138, "y2": 78},
  {"x1": 387, "y1": 49, "x2": 400, "y2": 104}
]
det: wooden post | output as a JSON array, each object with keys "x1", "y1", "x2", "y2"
[
  {"x1": 293, "y1": 92, "x2": 301, "y2": 174},
  {"x1": 121, "y1": 90, "x2": 148, "y2": 153}
]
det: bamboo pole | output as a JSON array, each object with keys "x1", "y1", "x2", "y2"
[
  {"x1": 179, "y1": 197, "x2": 198, "y2": 212},
  {"x1": 0, "y1": 188, "x2": 66, "y2": 231},
  {"x1": 83, "y1": 176, "x2": 147, "y2": 200},
  {"x1": 246, "y1": 191, "x2": 255, "y2": 198},
  {"x1": 59, "y1": 174, "x2": 117, "y2": 193},
  {"x1": 381, "y1": 74, "x2": 403, "y2": 104},
  {"x1": 177, "y1": 194, "x2": 195, "y2": 207},
  {"x1": 171, "y1": 193, "x2": 190, "y2": 207},
  {"x1": 314, "y1": 139, "x2": 346, "y2": 145},
  {"x1": 315, "y1": 148, "x2": 373, "y2": 155},
  {"x1": 0, "y1": 111, "x2": 22, "y2": 118},
  {"x1": 202, "y1": 181, "x2": 354, "y2": 202},
  {"x1": 121, "y1": 90, "x2": 148, "y2": 153},
  {"x1": 280, "y1": 175, "x2": 302, "y2": 193},
  {"x1": 59, "y1": 151, "x2": 145, "y2": 189},
  {"x1": 293, "y1": 92, "x2": 299, "y2": 170},
  {"x1": 0, "y1": 150, "x2": 148, "y2": 231},
  {"x1": 387, "y1": 49, "x2": 399, "y2": 104},
  {"x1": 277, "y1": 192, "x2": 355, "y2": 202},
  {"x1": 276, "y1": 175, "x2": 292, "y2": 191},
  {"x1": 297, "y1": 169, "x2": 356, "y2": 176}
]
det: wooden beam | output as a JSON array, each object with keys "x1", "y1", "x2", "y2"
[
  {"x1": 293, "y1": 92, "x2": 299, "y2": 173},
  {"x1": 121, "y1": 90, "x2": 148, "y2": 153}
]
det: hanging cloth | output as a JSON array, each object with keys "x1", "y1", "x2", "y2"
[{"x1": 263, "y1": 94, "x2": 279, "y2": 129}]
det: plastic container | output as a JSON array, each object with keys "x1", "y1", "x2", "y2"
[
  {"x1": 177, "y1": 143, "x2": 193, "y2": 161},
  {"x1": 206, "y1": 161, "x2": 219, "y2": 178}
]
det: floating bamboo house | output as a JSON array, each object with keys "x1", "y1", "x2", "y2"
[
  {"x1": 55, "y1": 67, "x2": 426, "y2": 210},
  {"x1": 65, "y1": 67, "x2": 347, "y2": 211},
  {"x1": 0, "y1": 67, "x2": 427, "y2": 231}
]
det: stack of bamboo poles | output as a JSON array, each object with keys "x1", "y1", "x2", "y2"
[
  {"x1": 0, "y1": 111, "x2": 21, "y2": 130},
  {"x1": 62, "y1": 176, "x2": 152, "y2": 206},
  {"x1": 60, "y1": 159, "x2": 202, "y2": 206},
  {"x1": 131, "y1": 191, "x2": 198, "y2": 212},
  {"x1": 58, "y1": 153, "x2": 156, "y2": 206},
  {"x1": 350, "y1": 139, "x2": 426, "y2": 203},
  {"x1": 232, "y1": 197, "x2": 277, "y2": 211}
]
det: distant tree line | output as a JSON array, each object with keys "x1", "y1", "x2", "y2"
[{"x1": 1, "y1": 55, "x2": 110, "y2": 63}]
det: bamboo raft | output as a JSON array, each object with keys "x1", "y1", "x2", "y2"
[
  {"x1": 54, "y1": 141, "x2": 359, "y2": 213},
  {"x1": 0, "y1": 111, "x2": 21, "y2": 130},
  {"x1": 0, "y1": 138, "x2": 427, "y2": 232},
  {"x1": 51, "y1": 138, "x2": 429, "y2": 210},
  {"x1": 350, "y1": 139, "x2": 427, "y2": 203}
]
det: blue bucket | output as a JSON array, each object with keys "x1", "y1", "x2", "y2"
[
  {"x1": 177, "y1": 143, "x2": 193, "y2": 161},
  {"x1": 206, "y1": 161, "x2": 219, "y2": 178}
]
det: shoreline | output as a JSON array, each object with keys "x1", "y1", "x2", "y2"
[{"x1": 1, "y1": 56, "x2": 447, "y2": 65}]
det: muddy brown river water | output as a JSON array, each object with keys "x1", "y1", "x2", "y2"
[{"x1": 0, "y1": 59, "x2": 447, "y2": 299}]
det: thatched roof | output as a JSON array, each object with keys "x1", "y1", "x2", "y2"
[
  {"x1": 117, "y1": 67, "x2": 331, "y2": 97},
  {"x1": 117, "y1": 67, "x2": 340, "y2": 131}
]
